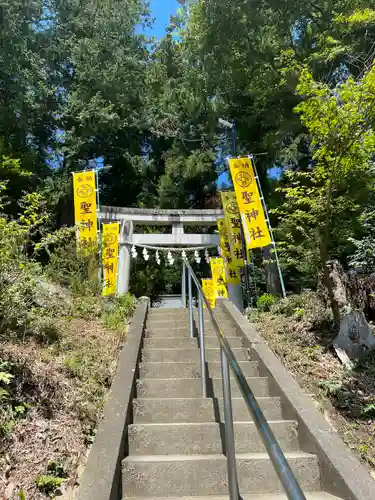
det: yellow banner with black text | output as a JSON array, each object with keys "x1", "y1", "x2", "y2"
[
  {"x1": 102, "y1": 222, "x2": 120, "y2": 296},
  {"x1": 210, "y1": 257, "x2": 228, "y2": 299},
  {"x1": 217, "y1": 218, "x2": 240, "y2": 285},
  {"x1": 228, "y1": 157, "x2": 271, "y2": 249},
  {"x1": 220, "y1": 192, "x2": 244, "y2": 277},
  {"x1": 202, "y1": 279, "x2": 216, "y2": 309},
  {"x1": 72, "y1": 171, "x2": 98, "y2": 252}
]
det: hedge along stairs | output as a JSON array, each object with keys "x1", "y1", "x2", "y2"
[{"x1": 78, "y1": 299, "x2": 375, "y2": 500}]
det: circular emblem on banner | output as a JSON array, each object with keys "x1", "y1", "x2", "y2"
[
  {"x1": 76, "y1": 184, "x2": 93, "y2": 198},
  {"x1": 206, "y1": 284, "x2": 213, "y2": 295},
  {"x1": 235, "y1": 171, "x2": 252, "y2": 188},
  {"x1": 226, "y1": 201, "x2": 238, "y2": 215},
  {"x1": 104, "y1": 232, "x2": 117, "y2": 247}
]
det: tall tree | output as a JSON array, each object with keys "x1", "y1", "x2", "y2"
[
  {"x1": 0, "y1": 1, "x2": 58, "y2": 209},
  {"x1": 144, "y1": 29, "x2": 220, "y2": 209},
  {"x1": 274, "y1": 67, "x2": 375, "y2": 314}
]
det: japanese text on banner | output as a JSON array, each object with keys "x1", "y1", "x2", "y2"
[
  {"x1": 102, "y1": 222, "x2": 120, "y2": 296},
  {"x1": 210, "y1": 257, "x2": 228, "y2": 299},
  {"x1": 220, "y1": 191, "x2": 244, "y2": 271},
  {"x1": 228, "y1": 157, "x2": 271, "y2": 249},
  {"x1": 217, "y1": 218, "x2": 240, "y2": 285},
  {"x1": 202, "y1": 279, "x2": 216, "y2": 309},
  {"x1": 72, "y1": 171, "x2": 98, "y2": 252}
]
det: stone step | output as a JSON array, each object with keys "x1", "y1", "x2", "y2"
[
  {"x1": 201, "y1": 326, "x2": 238, "y2": 335},
  {"x1": 147, "y1": 316, "x2": 189, "y2": 328},
  {"x1": 149, "y1": 308, "x2": 189, "y2": 315},
  {"x1": 123, "y1": 493, "x2": 342, "y2": 500},
  {"x1": 122, "y1": 452, "x2": 320, "y2": 496},
  {"x1": 139, "y1": 361, "x2": 259, "y2": 379},
  {"x1": 193, "y1": 320, "x2": 232, "y2": 326},
  {"x1": 136, "y1": 377, "x2": 270, "y2": 398},
  {"x1": 218, "y1": 397, "x2": 284, "y2": 421},
  {"x1": 142, "y1": 348, "x2": 248, "y2": 363},
  {"x1": 149, "y1": 310, "x2": 229, "y2": 322},
  {"x1": 140, "y1": 361, "x2": 200, "y2": 379},
  {"x1": 136, "y1": 379, "x2": 201, "y2": 398},
  {"x1": 146, "y1": 327, "x2": 239, "y2": 338},
  {"x1": 145, "y1": 327, "x2": 192, "y2": 337},
  {"x1": 128, "y1": 421, "x2": 299, "y2": 455},
  {"x1": 143, "y1": 336, "x2": 243, "y2": 349},
  {"x1": 210, "y1": 361, "x2": 258, "y2": 377},
  {"x1": 147, "y1": 318, "x2": 233, "y2": 330},
  {"x1": 133, "y1": 398, "x2": 215, "y2": 423},
  {"x1": 193, "y1": 311, "x2": 228, "y2": 317},
  {"x1": 133, "y1": 397, "x2": 284, "y2": 423},
  {"x1": 149, "y1": 308, "x2": 226, "y2": 316},
  {"x1": 211, "y1": 377, "x2": 270, "y2": 397},
  {"x1": 193, "y1": 317, "x2": 233, "y2": 325},
  {"x1": 144, "y1": 337, "x2": 197, "y2": 348}
]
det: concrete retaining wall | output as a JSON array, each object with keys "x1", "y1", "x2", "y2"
[
  {"x1": 77, "y1": 298, "x2": 149, "y2": 500},
  {"x1": 220, "y1": 299, "x2": 375, "y2": 500}
]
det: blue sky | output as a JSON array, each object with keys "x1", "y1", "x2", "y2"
[{"x1": 146, "y1": 0, "x2": 179, "y2": 38}]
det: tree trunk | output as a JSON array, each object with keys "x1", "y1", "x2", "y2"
[
  {"x1": 320, "y1": 233, "x2": 342, "y2": 326},
  {"x1": 325, "y1": 260, "x2": 349, "y2": 325}
]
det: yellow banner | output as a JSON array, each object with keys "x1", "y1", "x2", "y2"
[
  {"x1": 228, "y1": 157, "x2": 271, "y2": 249},
  {"x1": 217, "y1": 218, "x2": 231, "y2": 259},
  {"x1": 73, "y1": 170, "x2": 98, "y2": 251},
  {"x1": 102, "y1": 222, "x2": 120, "y2": 296},
  {"x1": 202, "y1": 279, "x2": 215, "y2": 309},
  {"x1": 221, "y1": 192, "x2": 244, "y2": 274},
  {"x1": 217, "y1": 218, "x2": 240, "y2": 285},
  {"x1": 210, "y1": 257, "x2": 228, "y2": 299}
]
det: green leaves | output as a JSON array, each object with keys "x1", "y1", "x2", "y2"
[
  {"x1": 0, "y1": 371, "x2": 14, "y2": 385},
  {"x1": 273, "y1": 65, "x2": 375, "y2": 289}
]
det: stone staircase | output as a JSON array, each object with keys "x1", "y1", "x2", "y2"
[{"x1": 121, "y1": 308, "x2": 342, "y2": 500}]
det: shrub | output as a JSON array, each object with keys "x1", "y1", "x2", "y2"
[
  {"x1": 0, "y1": 182, "x2": 65, "y2": 341},
  {"x1": 0, "y1": 360, "x2": 32, "y2": 437},
  {"x1": 35, "y1": 474, "x2": 63, "y2": 495},
  {"x1": 44, "y1": 239, "x2": 100, "y2": 296},
  {"x1": 256, "y1": 293, "x2": 277, "y2": 312},
  {"x1": 103, "y1": 294, "x2": 136, "y2": 330},
  {"x1": 35, "y1": 458, "x2": 67, "y2": 494},
  {"x1": 270, "y1": 294, "x2": 307, "y2": 316}
]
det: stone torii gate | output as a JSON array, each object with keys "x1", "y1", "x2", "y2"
[{"x1": 100, "y1": 206, "x2": 242, "y2": 308}]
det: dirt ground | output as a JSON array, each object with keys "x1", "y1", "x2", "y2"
[
  {"x1": 250, "y1": 308, "x2": 375, "y2": 475},
  {"x1": 0, "y1": 317, "x2": 127, "y2": 499}
]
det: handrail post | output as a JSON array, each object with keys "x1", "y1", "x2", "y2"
[
  {"x1": 198, "y1": 292, "x2": 207, "y2": 397},
  {"x1": 221, "y1": 347, "x2": 239, "y2": 500},
  {"x1": 188, "y1": 268, "x2": 194, "y2": 338},
  {"x1": 182, "y1": 260, "x2": 187, "y2": 308}
]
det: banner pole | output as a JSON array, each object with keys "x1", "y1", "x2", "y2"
[
  {"x1": 248, "y1": 249, "x2": 258, "y2": 305},
  {"x1": 229, "y1": 124, "x2": 251, "y2": 307},
  {"x1": 116, "y1": 221, "x2": 121, "y2": 296},
  {"x1": 250, "y1": 155, "x2": 286, "y2": 298},
  {"x1": 95, "y1": 167, "x2": 102, "y2": 285}
]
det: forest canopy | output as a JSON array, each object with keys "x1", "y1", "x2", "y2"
[{"x1": 1, "y1": 0, "x2": 375, "y2": 296}]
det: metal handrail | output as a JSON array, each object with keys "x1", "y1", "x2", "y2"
[{"x1": 182, "y1": 258, "x2": 307, "y2": 500}]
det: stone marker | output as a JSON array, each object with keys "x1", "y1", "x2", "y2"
[{"x1": 334, "y1": 310, "x2": 375, "y2": 363}]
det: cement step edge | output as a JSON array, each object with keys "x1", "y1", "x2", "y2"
[
  {"x1": 123, "y1": 493, "x2": 342, "y2": 500},
  {"x1": 128, "y1": 420, "x2": 299, "y2": 455},
  {"x1": 122, "y1": 453, "x2": 321, "y2": 496},
  {"x1": 132, "y1": 396, "x2": 284, "y2": 423}
]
